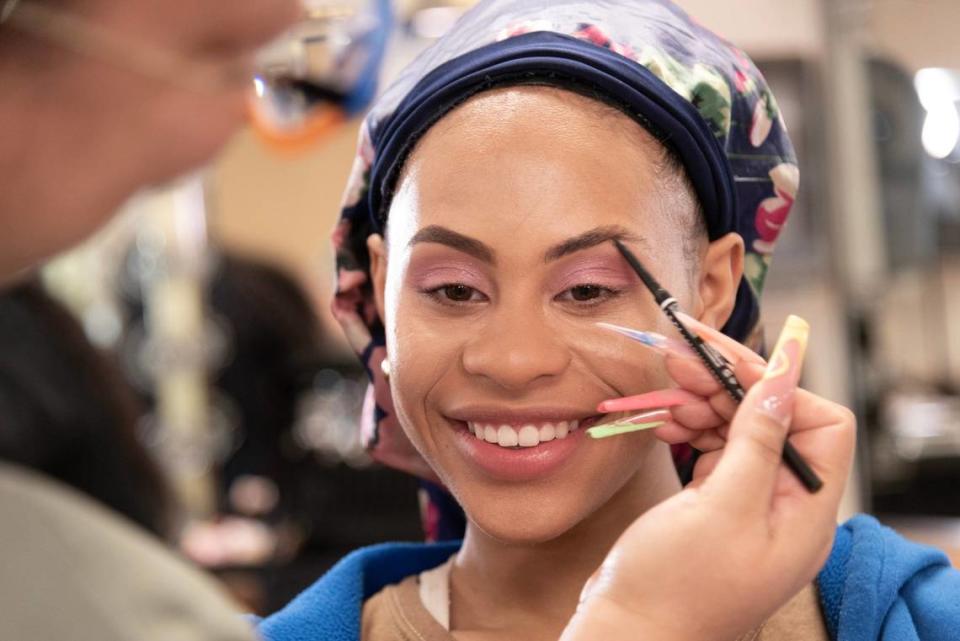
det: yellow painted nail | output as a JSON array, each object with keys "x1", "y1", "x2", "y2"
[{"x1": 587, "y1": 421, "x2": 666, "y2": 439}]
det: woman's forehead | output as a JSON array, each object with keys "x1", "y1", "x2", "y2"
[
  {"x1": 391, "y1": 86, "x2": 674, "y2": 236},
  {"x1": 421, "y1": 85, "x2": 662, "y2": 157}
]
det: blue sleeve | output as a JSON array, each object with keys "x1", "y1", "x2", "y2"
[
  {"x1": 821, "y1": 516, "x2": 960, "y2": 641},
  {"x1": 880, "y1": 562, "x2": 960, "y2": 640}
]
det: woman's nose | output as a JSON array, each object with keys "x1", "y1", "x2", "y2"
[{"x1": 461, "y1": 307, "x2": 570, "y2": 391}]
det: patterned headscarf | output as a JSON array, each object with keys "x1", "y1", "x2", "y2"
[{"x1": 331, "y1": 0, "x2": 798, "y2": 485}]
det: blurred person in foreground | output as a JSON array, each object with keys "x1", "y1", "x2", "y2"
[
  {"x1": 0, "y1": 0, "x2": 301, "y2": 639},
  {"x1": 0, "y1": 0, "x2": 300, "y2": 279},
  {"x1": 0, "y1": 280, "x2": 173, "y2": 537}
]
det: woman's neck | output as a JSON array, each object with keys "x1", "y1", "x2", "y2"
[{"x1": 448, "y1": 442, "x2": 682, "y2": 640}]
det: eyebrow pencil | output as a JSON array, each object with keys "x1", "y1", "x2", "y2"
[{"x1": 612, "y1": 239, "x2": 823, "y2": 493}]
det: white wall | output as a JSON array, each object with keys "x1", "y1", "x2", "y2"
[{"x1": 674, "y1": 0, "x2": 825, "y2": 58}]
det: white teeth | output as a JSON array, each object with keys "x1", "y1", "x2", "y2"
[
  {"x1": 466, "y1": 419, "x2": 585, "y2": 448},
  {"x1": 497, "y1": 425, "x2": 519, "y2": 447},
  {"x1": 539, "y1": 423, "x2": 556, "y2": 442},
  {"x1": 518, "y1": 425, "x2": 539, "y2": 447}
]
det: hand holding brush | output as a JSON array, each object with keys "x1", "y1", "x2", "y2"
[{"x1": 561, "y1": 316, "x2": 856, "y2": 641}]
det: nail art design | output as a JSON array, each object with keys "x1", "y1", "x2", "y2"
[
  {"x1": 587, "y1": 420, "x2": 666, "y2": 439},
  {"x1": 755, "y1": 315, "x2": 809, "y2": 426},
  {"x1": 595, "y1": 322, "x2": 694, "y2": 357}
]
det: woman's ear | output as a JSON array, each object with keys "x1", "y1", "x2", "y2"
[
  {"x1": 696, "y1": 232, "x2": 744, "y2": 329},
  {"x1": 367, "y1": 234, "x2": 388, "y2": 321}
]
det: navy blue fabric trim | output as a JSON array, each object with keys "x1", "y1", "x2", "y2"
[
  {"x1": 420, "y1": 479, "x2": 467, "y2": 541},
  {"x1": 367, "y1": 31, "x2": 735, "y2": 242},
  {"x1": 724, "y1": 277, "x2": 760, "y2": 346}
]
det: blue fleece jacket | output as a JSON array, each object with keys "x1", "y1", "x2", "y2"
[
  {"x1": 819, "y1": 516, "x2": 960, "y2": 640},
  {"x1": 256, "y1": 516, "x2": 960, "y2": 641}
]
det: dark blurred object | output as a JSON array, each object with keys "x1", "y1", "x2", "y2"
[
  {"x1": 0, "y1": 280, "x2": 174, "y2": 537},
  {"x1": 119, "y1": 252, "x2": 424, "y2": 613},
  {"x1": 209, "y1": 255, "x2": 424, "y2": 612},
  {"x1": 207, "y1": 253, "x2": 323, "y2": 520},
  {"x1": 873, "y1": 387, "x2": 960, "y2": 516}
]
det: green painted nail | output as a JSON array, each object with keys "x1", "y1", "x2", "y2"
[{"x1": 587, "y1": 421, "x2": 666, "y2": 439}]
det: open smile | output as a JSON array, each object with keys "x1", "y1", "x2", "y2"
[
  {"x1": 466, "y1": 419, "x2": 582, "y2": 448},
  {"x1": 444, "y1": 410, "x2": 605, "y2": 482}
]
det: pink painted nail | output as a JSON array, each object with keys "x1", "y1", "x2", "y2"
[
  {"x1": 597, "y1": 389, "x2": 701, "y2": 413},
  {"x1": 623, "y1": 409, "x2": 672, "y2": 424}
]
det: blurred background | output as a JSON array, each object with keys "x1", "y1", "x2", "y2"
[{"x1": 10, "y1": 0, "x2": 960, "y2": 611}]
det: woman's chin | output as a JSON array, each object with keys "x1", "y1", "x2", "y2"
[
  {"x1": 469, "y1": 519, "x2": 575, "y2": 546},
  {"x1": 459, "y1": 493, "x2": 592, "y2": 545}
]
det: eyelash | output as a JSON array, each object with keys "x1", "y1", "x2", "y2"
[
  {"x1": 555, "y1": 284, "x2": 624, "y2": 306},
  {"x1": 421, "y1": 284, "x2": 488, "y2": 306},
  {"x1": 420, "y1": 283, "x2": 623, "y2": 308}
]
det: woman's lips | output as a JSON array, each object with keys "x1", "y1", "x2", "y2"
[{"x1": 448, "y1": 415, "x2": 602, "y2": 483}]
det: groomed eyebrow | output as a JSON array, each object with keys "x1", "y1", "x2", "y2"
[
  {"x1": 409, "y1": 226, "x2": 495, "y2": 263},
  {"x1": 543, "y1": 225, "x2": 647, "y2": 261},
  {"x1": 408, "y1": 224, "x2": 647, "y2": 264}
]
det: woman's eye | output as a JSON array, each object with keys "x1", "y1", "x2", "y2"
[
  {"x1": 423, "y1": 283, "x2": 486, "y2": 305},
  {"x1": 556, "y1": 284, "x2": 621, "y2": 305},
  {"x1": 570, "y1": 285, "x2": 602, "y2": 301},
  {"x1": 442, "y1": 284, "x2": 476, "y2": 301}
]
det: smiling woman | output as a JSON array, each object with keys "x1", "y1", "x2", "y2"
[
  {"x1": 363, "y1": 85, "x2": 745, "y2": 555},
  {"x1": 258, "y1": 0, "x2": 797, "y2": 632},
  {"x1": 260, "y1": 0, "x2": 960, "y2": 641}
]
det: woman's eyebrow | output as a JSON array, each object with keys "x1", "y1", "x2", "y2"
[
  {"x1": 544, "y1": 226, "x2": 647, "y2": 262},
  {"x1": 407, "y1": 224, "x2": 645, "y2": 265},
  {"x1": 408, "y1": 225, "x2": 495, "y2": 263}
]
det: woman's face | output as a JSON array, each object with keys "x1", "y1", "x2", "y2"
[{"x1": 370, "y1": 86, "x2": 735, "y2": 543}]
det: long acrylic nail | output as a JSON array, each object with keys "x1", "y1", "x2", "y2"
[
  {"x1": 595, "y1": 322, "x2": 695, "y2": 357},
  {"x1": 754, "y1": 315, "x2": 809, "y2": 426},
  {"x1": 588, "y1": 420, "x2": 666, "y2": 439},
  {"x1": 597, "y1": 388, "x2": 700, "y2": 414},
  {"x1": 624, "y1": 409, "x2": 671, "y2": 423}
]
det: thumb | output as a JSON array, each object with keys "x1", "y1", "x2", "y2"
[{"x1": 705, "y1": 315, "x2": 810, "y2": 513}]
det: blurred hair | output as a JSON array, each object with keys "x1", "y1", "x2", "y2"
[
  {"x1": 0, "y1": 280, "x2": 174, "y2": 536},
  {"x1": 207, "y1": 254, "x2": 324, "y2": 514}
]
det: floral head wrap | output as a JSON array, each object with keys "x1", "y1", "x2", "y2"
[{"x1": 331, "y1": 0, "x2": 798, "y2": 482}]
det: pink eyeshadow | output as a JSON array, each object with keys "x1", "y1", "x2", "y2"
[
  {"x1": 551, "y1": 259, "x2": 636, "y2": 291},
  {"x1": 407, "y1": 262, "x2": 487, "y2": 289}
]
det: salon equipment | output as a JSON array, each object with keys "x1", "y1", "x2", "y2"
[{"x1": 250, "y1": 0, "x2": 393, "y2": 146}]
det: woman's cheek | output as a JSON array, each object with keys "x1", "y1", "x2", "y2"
[{"x1": 390, "y1": 295, "x2": 465, "y2": 395}]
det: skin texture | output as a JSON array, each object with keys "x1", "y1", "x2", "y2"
[
  {"x1": 368, "y1": 86, "x2": 745, "y2": 641},
  {"x1": 0, "y1": 0, "x2": 301, "y2": 279}
]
